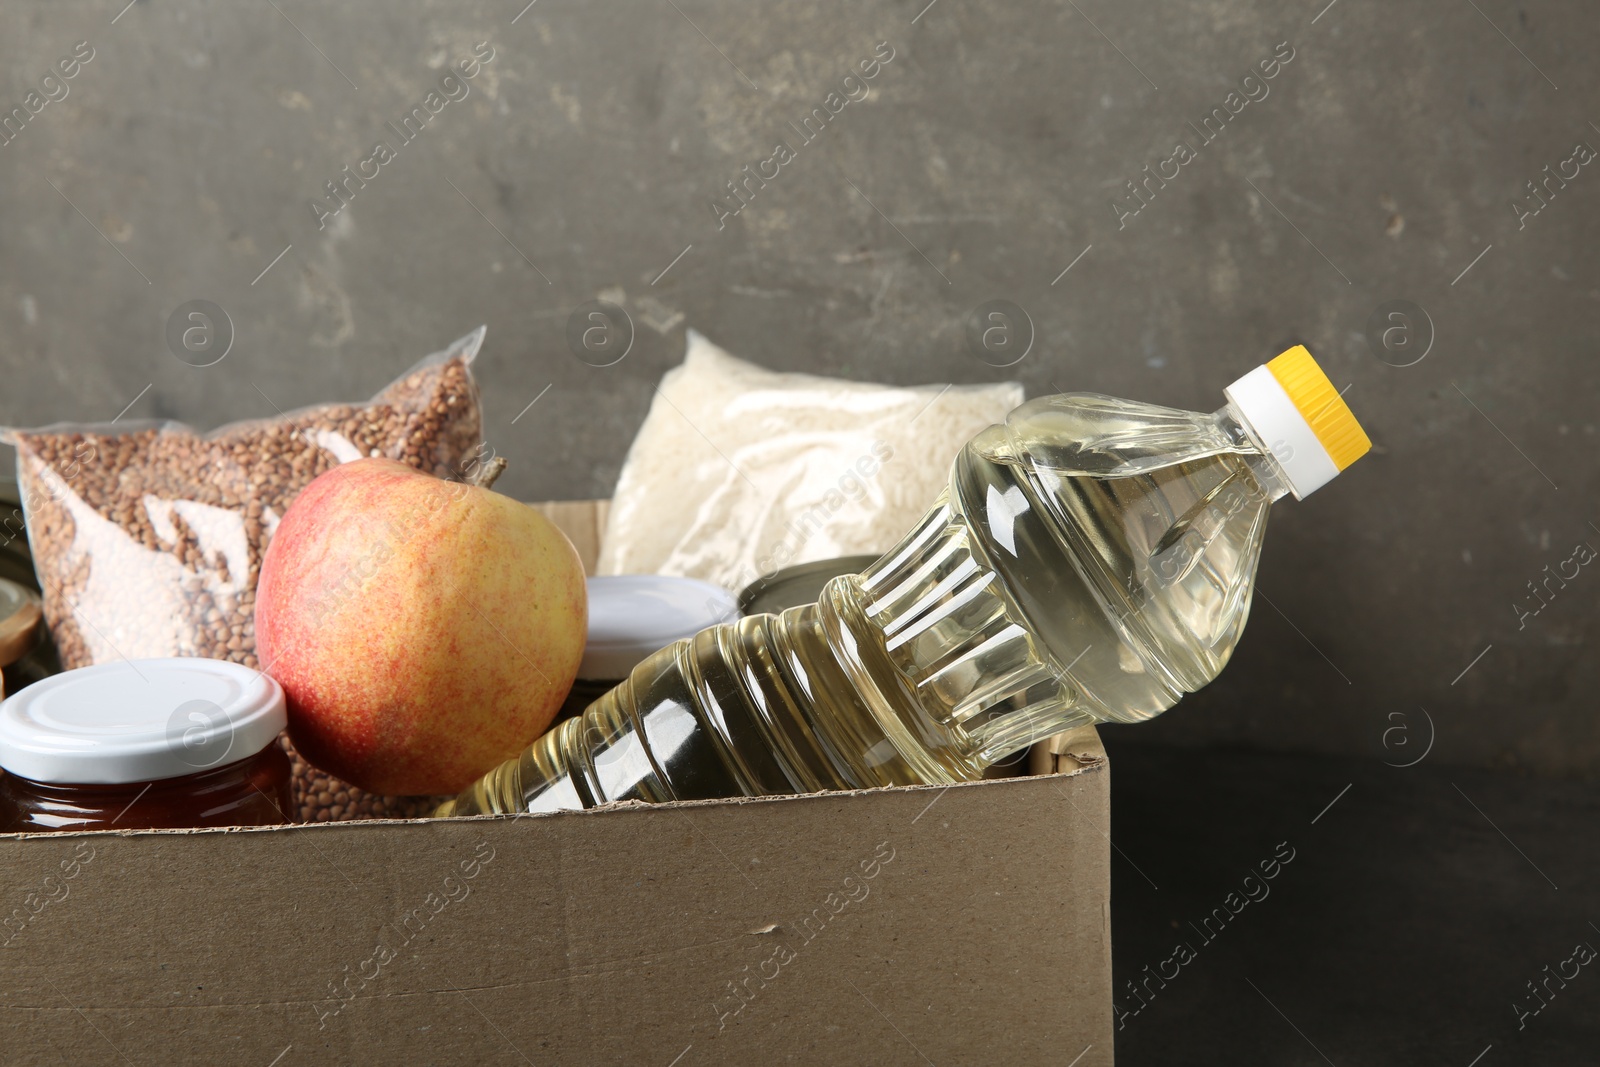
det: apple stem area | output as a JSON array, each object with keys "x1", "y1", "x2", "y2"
[{"x1": 469, "y1": 456, "x2": 507, "y2": 491}]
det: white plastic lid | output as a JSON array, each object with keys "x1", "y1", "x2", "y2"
[
  {"x1": 1224, "y1": 346, "x2": 1371, "y2": 500},
  {"x1": 0, "y1": 658, "x2": 286, "y2": 785},
  {"x1": 582, "y1": 575, "x2": 739, "y2": 679}
]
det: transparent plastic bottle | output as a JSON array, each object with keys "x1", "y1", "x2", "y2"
[{"x1": 437, "y1": 346, "x2": 1370, "y2": 817}]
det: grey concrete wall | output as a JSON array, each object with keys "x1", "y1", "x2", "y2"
[{"x1": 0, "y1": 0, "x2": 1595, "y2": 773}]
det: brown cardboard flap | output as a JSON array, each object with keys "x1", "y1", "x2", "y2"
[
  {"x1": 529, "y1": 499, "x2": 610, "y2": 576},
  {"x1": 1036, "y1": 725, "x2": 1112, "y2": 776},
  {"x1": 0, "y1": 760, "x2": 1112, "y2": 1066}
]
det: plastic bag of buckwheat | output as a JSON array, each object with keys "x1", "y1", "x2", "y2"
[{"x1": 1, "y1": 326, "x2": 488, "y2": 823}]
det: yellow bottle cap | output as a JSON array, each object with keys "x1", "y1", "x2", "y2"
[
  {"x1": 1265, "y1": 346, "x2": 1371, "y2": 471},
  {"x1": 1224, "y1": 345, "x2": 1372, "y2": 499}
]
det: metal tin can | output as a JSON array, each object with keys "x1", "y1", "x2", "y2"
[{"x1": 736, "y1": 555, "x2": 881, "y2": 616}]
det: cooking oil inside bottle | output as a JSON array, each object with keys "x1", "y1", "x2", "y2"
[{"x1": 438, "y1": 394, "x2": 1292, "y2": 817}]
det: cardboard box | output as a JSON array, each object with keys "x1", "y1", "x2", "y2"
[{"x1": 0, "y1": 502, "x2": 1113, "y2": 1066}]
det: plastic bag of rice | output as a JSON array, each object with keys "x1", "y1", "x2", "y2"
[{"x1": 598, "y1": 330, "x2": 1024, "y2": 592}]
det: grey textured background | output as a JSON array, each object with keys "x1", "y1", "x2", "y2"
[{"x1": 0, "y1": 0, "x2": 1595, "y2": 773}]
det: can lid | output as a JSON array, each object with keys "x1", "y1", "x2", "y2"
[
  {"x1": 0, "y1": 658, "x2": 286, "y2": 784},
  {"x1": 1224, "y1": 345, "x2": 1372, "y2": 499},
  {"x1": 737, "y1": 555, "x2": 880, "y2": 617},
  {"x1": 582, "y1": 575, "x2": 739, "y2": 679}
]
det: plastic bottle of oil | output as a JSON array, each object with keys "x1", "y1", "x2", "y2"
[{"x1": 436, "y1": 346, "x2": 1370, "y2": 817}]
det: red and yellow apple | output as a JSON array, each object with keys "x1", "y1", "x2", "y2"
[{"x1": 255, "y1": 458, "x2": 586, "y2": 796}]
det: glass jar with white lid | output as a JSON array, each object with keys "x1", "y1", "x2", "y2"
[{"x1": 0, "y1": 658, "x2": 292, "y2": 832}]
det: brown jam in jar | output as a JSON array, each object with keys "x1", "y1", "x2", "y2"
[
  {"x1": 0, "y1": 744, "x2": 292, "y2": 832},
  {"x1": 0, "y1": 658, "x2": 292, "y2": 833}
]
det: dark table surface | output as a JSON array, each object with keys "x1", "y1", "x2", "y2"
[{"x1": 1099, "y1": 736, "x2": 1598, "y2": 1066}]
